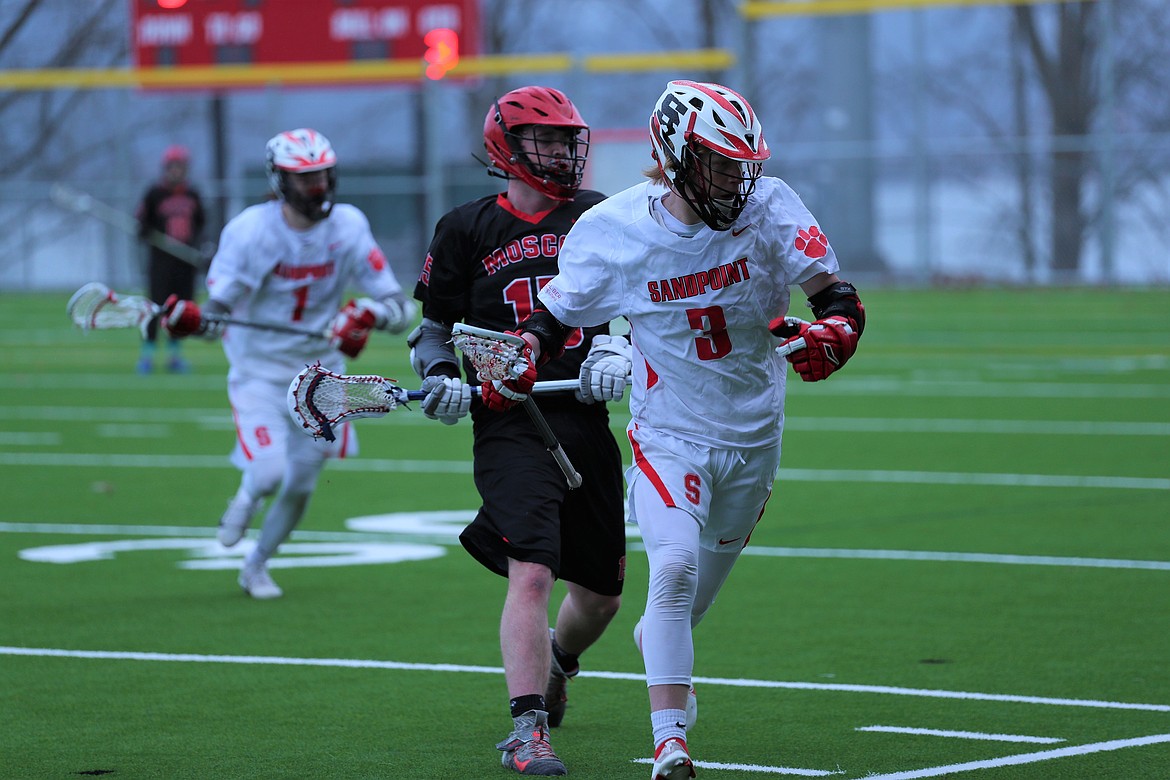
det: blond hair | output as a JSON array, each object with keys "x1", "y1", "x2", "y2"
[{"x1": 642, "y1": 149, "x2": 673, "y2": 183}]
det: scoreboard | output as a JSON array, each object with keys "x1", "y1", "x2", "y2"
[{"x1": 131, "y1": 0, "x2": 478, "y2": 69}]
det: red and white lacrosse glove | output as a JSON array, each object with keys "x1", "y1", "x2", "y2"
[
  {"x1": 770, "y1": 314, "x2": 860, "y2": 382},
  {"x1": 329, "y1": 299, "x2": 379, "y2": 358},
  {"x1": 479, "y1": 340, "x2": 538, "y2": 412},
  {"x1": 162, "y1": 295, "x2": 223, "y2": 339}
]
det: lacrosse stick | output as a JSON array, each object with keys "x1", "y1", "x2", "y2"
[
  {"x1": 286, "y1": 363, "x2": 579, "y2": 442},
  {"x1": 450, "y1": 323, "x2": 583, "y2": 489},
  {"x1": 51, "y1": 184, "x2": 209, "y2": 268},
  {"x1": 67, "y1": 282, "x2": 330, "y2": 340}
]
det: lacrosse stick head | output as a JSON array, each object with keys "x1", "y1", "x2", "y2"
[
  {"x1": 67, "y1": 282, "x2": 158, "y2": 337},
  {"x1": 449, "y1": 323, "x2": 531, "y2": 383},
  {"x1": 50, "y1": 183, "x2": 93, "y2": 214},
  {"x1": 287, "y1": 363, "x2": 405, "y2": 442}
]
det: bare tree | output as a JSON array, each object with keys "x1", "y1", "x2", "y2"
[
  {"x1": 0, "y1": 0, "x2": 129, "y2": 280},
  {"x1": 0, "y1": 0, "x2": 126, "y2": 180},
  {"x1": 1013, "y1": 1, "x2": 1097, "y2": 277}
]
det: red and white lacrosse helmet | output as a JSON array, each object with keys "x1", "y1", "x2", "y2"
[
  {"x1": 649, "y1": 80, "x2": 770, "y2": 230},
  {"x1": 265, "y1": 128, "x2": 338, "y2": 221},
  {"x1": 483, "y1": 86, "x2": 590, "y2": 201},
  {"x1": 162, "y1": 144, "x2": 190, "y2": 165}
]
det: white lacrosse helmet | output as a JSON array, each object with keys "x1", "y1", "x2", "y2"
[
  {"x1": 265, "y1": 128, "x2": 338, "y2": 221},
  {"x1": 649, "y1": 80, "x2": 770, "y2": 230}
]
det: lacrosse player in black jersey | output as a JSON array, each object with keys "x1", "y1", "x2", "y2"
[{"x1": 409, "y1": 86, "x2": 631, "y2": 776}]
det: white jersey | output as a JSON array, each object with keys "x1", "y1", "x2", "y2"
[
  {"x1": 539, "y1": 178, "x2": 839, "y2": 448},
  {"x1": 206, "y1": 201, "x2": 403, "y2": 381}
]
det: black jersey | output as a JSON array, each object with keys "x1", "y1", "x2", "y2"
[
  {"x1": 137, "y1": 183, "x2": 206, "y2": 259},
  {"x1": 414, "y1": 190, "x2": 609, "y2": 390}
]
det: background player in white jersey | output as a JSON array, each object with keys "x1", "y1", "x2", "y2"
[
  {"x1": 161, "y1": 128, "x2": 415, "y2": 599},
  {"x1": 486, "y1": 81, "x2": 866, "y2": 780},
  {"x1": 409, "y1": 86, "x2": 629, "y2": 776}
]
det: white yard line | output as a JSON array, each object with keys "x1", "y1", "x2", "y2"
[
  {"x1": 856, "y1": 725, "x2": 1064, "y2": 743},
  {"x1": 785, "y1": 417, "x2": 1170, "y2": 436},
  {"x1": 789, "y1": 378, "x2": 1170, "y2": 399},
  {"x1": 736, "y1": 546, "x2": 1170, "y2": 572},
  {"x1": 1, "y1": 452, "x2": 1167, "y2": 490},
  {"x1": 858, "y1": 734, "x2": 1170, "y2": 779},
  {"x1": 5, "y1": 521, "x2": 1170, "y2": 572},
  {"x1": 0, "y1": 452, "x2": 474, "y2": 473},
  {"x1": 0, "y1": 645, "x2": 1166, "y2": 713},
  {"x1": 0, "y1": 432, "x2": 61, "y2": 445},
  {"x1": 2, "y1": 644, "x2": 1167, "y2": 776},
  {"x1": 12, "y1": 373, "x2": 1170, "y2": 398},
  {"x1": 630, "y1": 756, "x2": 842, "y2": 776},
  {"x1": 3, "y1": 405, "x2": 1167, "y2": 435}
]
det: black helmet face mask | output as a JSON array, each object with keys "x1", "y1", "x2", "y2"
[
  {"x1": 280, "y1": 169, "x2": 337, "y2": 222},
  {"x1": 506, "y1": 125, "x2": 590, "y2": 194},
  {"x1": 676, "y1": 144, "x2": 763, "y2": 231}
]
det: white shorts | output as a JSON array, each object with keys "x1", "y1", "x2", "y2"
[
  {"x1": 625, "y1": 423, "x2": 780, "y2": 552},
  {"x1": 227, "y1": 375, "x2": 357, "y2": 471}
]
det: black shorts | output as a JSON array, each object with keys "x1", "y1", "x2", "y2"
[
  {"x1": 146, "y1": 252, "x2": 198, "y2": 341},
  {"x1": 460, "y1": 402, "x2": 626, "y2": 597}
]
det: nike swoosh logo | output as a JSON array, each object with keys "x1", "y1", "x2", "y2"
[
  {"x1": 513, "y1": 757, "x2": 532, "y2": 771},
  {"x1": 732, "y1": 223, "x2": 752, "y2": 237},
  {"x1": 718, "y1": 537, "x2": 742, "y2": 546}
]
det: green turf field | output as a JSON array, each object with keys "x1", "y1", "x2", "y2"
[{"x1": 2, "y1": 287, "x2": 1168, "y2": 779}]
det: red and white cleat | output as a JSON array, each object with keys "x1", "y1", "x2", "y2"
[{"x1": 651, "y1": 737, "x2": 696, "y2": 780}]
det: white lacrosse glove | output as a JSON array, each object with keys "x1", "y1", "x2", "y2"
[
  {"x1": 419, "y1": 375, "x2": 472, "y2": 425},
  {"x1": 353, "y1": 295, "x2": 416, "y2": 335},
  {"x1": 576, "y1": 334, "x2": 632, "y2": 404}
]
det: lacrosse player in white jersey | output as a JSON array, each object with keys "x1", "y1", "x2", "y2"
[
  {"x1": 161, "y1": 128, "x2": 415, "y2": 599},
  {"x1": 485, "y1": 81, "x2": 866, "y2": 779}
]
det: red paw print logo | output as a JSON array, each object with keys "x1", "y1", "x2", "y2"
[
  {"x1": 795, "y1": 226, "x2": 828, "y2": 259},
  {"x1": 366, "y1": 247, "x2": 387, "y2": 271}
]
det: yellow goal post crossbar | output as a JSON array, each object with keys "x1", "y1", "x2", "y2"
[
  {"x1": 0, "y1": 0, "x2": 1091, "y2": 92},
  {"x1": 740, "y1": 0, "x2": 1093, "y2": 20},
  {"x1": 0, "y1": 50, "x2": 733, "y2": 92}
]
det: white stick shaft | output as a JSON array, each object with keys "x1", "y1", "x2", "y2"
[{"x1": 52, "y1": 185, "x2": 206, "y2": 267}]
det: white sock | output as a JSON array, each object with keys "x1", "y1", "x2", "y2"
[{"x1": 651, "y1": 708, "x2": 687, "y2": 747}]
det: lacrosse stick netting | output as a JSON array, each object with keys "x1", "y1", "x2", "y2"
[
  {"x1": 288, "y1": 363, "x2": 583, "y2": 441},
  {"x1": 450, "y1": 323, "x2": 583, "y2": 489},
  {"x1": 69, "y1": 282, "x2": 330, "y2": 340},
  {"x1": 287, "y1": 364, "x2": 406, "y2": 442},
  {"x1": 67, "y1": 282, "x2": 159, "y2": 337}
]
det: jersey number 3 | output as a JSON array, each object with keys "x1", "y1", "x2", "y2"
[{"x1": 687, "y1": 306, "x2": 732, "y2": 360}]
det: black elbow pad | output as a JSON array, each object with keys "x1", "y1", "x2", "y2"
[
  {"x1": 517, "y1": 308, "x2": 570, "y2": 363},
  {"x1": 808, "y1": 281, "x2": 865, "y2": 335}
]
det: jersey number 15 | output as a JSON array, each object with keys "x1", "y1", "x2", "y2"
[{"x1": 504, "y1": 276, "x2": 583, "y2": 348}]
